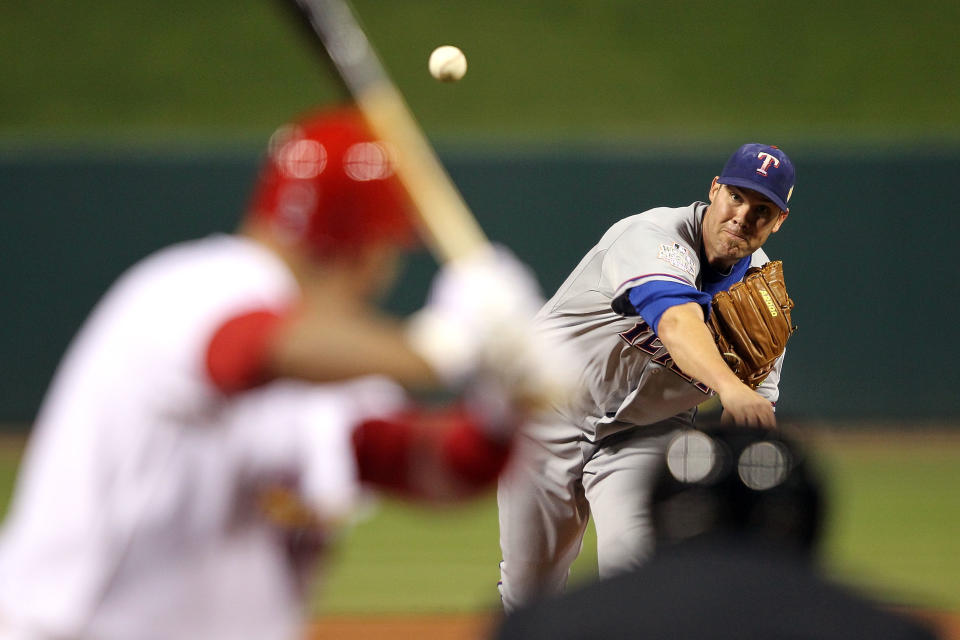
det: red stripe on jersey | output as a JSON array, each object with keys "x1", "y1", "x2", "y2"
[
  {"x1": 205, "y1": 309, "x2": 284, "y2": 393},
  {"x1": 616, "y1": 272, "x2": 694, "y2": 291}
]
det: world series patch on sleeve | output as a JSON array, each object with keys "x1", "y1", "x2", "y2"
[{"x1": 708, "y1": 260, "x2": 797, "y2": 389}]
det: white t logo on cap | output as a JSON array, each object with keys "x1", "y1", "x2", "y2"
[{"x1": 756, "y1": 152, "x2": 780, "y2": 176}]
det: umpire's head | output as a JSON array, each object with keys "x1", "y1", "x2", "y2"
[{"x1": 650, "y1": 425, "x2": 825, "y2": 556}]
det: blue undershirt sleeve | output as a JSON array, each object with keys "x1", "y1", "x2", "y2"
[{"x1": 619, "y1": 281, "x2": 712, "y2": 333}]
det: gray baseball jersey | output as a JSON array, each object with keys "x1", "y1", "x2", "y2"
[
  {"x1": 497, "y1": 201, "x2": 784, "y2": 611},
  {"x1": 538, "y1": 201, "x2": 780, "y2": 442}
]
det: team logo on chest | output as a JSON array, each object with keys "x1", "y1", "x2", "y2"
[
  {"x1": 657, "y1": 242, "x2": 697, "y2": 277},
  {"x1": 619, "y1": 321, "x2": 711, "y2": 394}
]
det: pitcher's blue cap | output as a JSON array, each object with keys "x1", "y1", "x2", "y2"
[{"x1": 717, "y1": 143, "x2": 795, "y2": 211}]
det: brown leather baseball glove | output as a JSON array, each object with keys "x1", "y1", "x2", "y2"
[{"x1": 707, "y1": 260, "x2": 797, "y2": 390}]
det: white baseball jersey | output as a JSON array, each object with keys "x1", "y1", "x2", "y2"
[
  {"x1": 538, "y1": 201, "x2": 781, "y2": 441},
  {"x1": 0, "y1": 235, "x2": 407, "y2": 640}
]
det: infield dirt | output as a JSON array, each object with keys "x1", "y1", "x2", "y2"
[{"x1": 307, "y1": 609, "x2": 960, "y2": 640}]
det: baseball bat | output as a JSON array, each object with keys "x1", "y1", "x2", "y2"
[{"x1": 278, "y1": 0, "x2": 489, "y2": 263}]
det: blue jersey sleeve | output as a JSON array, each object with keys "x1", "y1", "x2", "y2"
[
  {"x1": 616, "y1": 280, "x2": 712, "y2": 333},
  {"x1": 611, "y1": 256, "x2": 756, "y2": 332}
]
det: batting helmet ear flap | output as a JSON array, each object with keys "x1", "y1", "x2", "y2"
[
  {"x1": 651, "y1": 425, "x2": 825, "y2": 555},
  {"x1": 247, "y1": 105, "x2": 418, "y2": 259}
]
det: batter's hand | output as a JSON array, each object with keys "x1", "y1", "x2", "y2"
[
  {"x1": 407, "y1": 244, "x2": 577, "y2": 408},
  {"x1": 718, "y1": 384, "x2": 777, "y2": 428}
]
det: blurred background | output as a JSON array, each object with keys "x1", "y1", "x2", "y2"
[{"x1": 1, "y1": 0, "x2": 958, "y2": 631}]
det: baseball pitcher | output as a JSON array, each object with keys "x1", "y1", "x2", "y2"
[{"x1": 497, "y1": 143, "x2": 797, "y2": 611}]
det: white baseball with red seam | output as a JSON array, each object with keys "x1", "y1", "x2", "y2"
[{"x1": 428, "y1": 45, "x2": 467, "y2": 82}]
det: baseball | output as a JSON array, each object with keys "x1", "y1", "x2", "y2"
[{"x1": 428, "y1": 45, "x2": 467, "y2": 82}]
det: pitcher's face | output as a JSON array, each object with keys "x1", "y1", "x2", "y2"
[{"x1": 702, "y1": 179, "x2": 788, "y2": 269}]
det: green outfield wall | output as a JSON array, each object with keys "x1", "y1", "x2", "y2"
[{"x1": 2, "y1": 146, "x2": 958, "y2": 424}]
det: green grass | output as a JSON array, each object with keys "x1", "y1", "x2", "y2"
[
  {"x1": 3, "y1": 1, "x2": 959, "y2": 145},
  {"x1": 0, "y1": 433, "x2": 957, "y2": 614},
  {"x1": 817, "y1": 440, "x2": 960, "y2": 611},
  {"x1": 0, "y1": 441, "x2": 22, "y2": 517},
  {"x1": 313, "y1": 493, "x2": 601, "y2": 615},
  {"x1": 317, "y1": 433, "x2": 960, "y2": 614},
  {"x1": 314, "y1": 499, "x2": 505, "y2": 614}
]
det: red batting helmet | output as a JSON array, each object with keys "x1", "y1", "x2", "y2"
[{"x1": 247, "y1": 106, "x2": 417, "y2": 257}]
